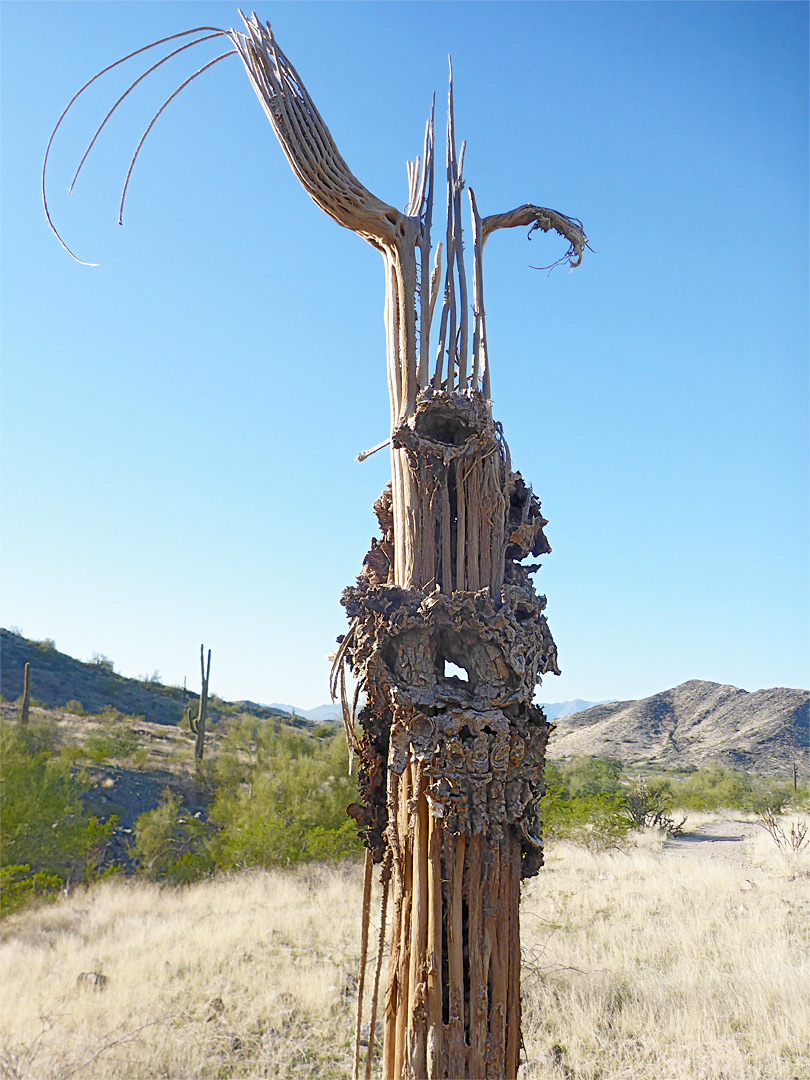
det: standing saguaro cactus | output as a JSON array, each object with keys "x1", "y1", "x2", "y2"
[
  {"x1": 45, "y1": 16, "x2": 586, "y2": 1078},
  {"x1": 20, "y1": 661, "x2": 31, "y2": 728},
  {"x1": 191, "y1": 645, "x2": 211, "y2": 762}
]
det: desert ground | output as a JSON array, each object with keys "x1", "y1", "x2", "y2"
[{"x1": 1, "y1": 813, "x2": 807, "y2": 1080}]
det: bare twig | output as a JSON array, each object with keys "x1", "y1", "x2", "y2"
[
  {"x1": 60, "y1": 1016, "x2": 170, "y2": 1079},
  {"x1": 758, "y1": 812, "x2": 809, "y2": 854},
  {"x1": 356, "y1": 436, "x2": 391, "y2": 463}
]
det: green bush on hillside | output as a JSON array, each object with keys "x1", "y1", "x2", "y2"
[
  {"x1": 132, "y1": 791, "x2": 213, "y2": 882},
  {"x1": 207, "y1": 717, "x2": 360, "y2": 869},
  {"x1": 83, "y1": 725, "x2": 139, "y2": 763},
  {"x1": 0, "y1": 720, "x2": 114, "y2": 914},
  {"x1": 129, "y1": 715, "x2": 362, "y2": 883}
]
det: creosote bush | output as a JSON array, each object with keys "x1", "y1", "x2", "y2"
[
  {"x1": 541, "y1": 757, "x2": 807, "y2": 850},
  {"x1": 129, "y1": 716, "x2": 361, "y2": 882},
  {"x1": 667, "y1": 763, "x2": 803, "y2": 815},
  {"x1": 83, "y1": 727, "x2": 139, "y2": 763},
  {"x1": 206, "y1": 717, "x2": 360, "y2": 871},
  {"x1": 133, "y1": 791, "x2": 213, "y2": 881},
  {"x1": 541, "y1": 758, "x2": 633, "y2": 851},
  {"x1": 0, "y1": 718, "x2": 113, "y2": 914}
]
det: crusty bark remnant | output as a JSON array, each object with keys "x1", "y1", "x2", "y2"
[{"x1": 342, "y1": 391, "x2": 557, "y2": 880}]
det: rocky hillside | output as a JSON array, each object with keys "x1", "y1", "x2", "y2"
[
  {"x1": 548, "y1": 679, "x2": 809, "y2": 776},
  {"x1": 0, "y1": 629, "x2": 295, "y2": 728}
]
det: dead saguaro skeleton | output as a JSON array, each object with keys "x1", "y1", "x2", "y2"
[{"x1": 45, "y1": 14, "x2": 586, "y2": 1079}]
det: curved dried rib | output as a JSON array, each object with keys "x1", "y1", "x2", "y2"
[
  {"x1": 43, "y1": 25, "x2": 227, "y2": 265},
  {"x1": 69, "y1": 33, "x2": 225, "y2": 196},
  {"x1": 119, "y1": 51, "x2": 236, "y2": 224}
]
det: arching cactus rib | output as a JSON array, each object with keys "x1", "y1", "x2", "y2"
[
  {"x1": 69, "y1": 33, "x2": 226, "y2": 198},
  {"x1": 119, "y1": 51, "x2": 237, "y2": 226},
  {"x1": 42, "y1": 24, "x2": 230, "y2": 265}
]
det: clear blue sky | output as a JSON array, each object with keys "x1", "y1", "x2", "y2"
[{"x1": 2, "y1": 2, "x2": 808, "y2": 708}]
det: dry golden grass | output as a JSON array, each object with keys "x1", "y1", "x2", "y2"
[
  {"x1": 519, "y1": 824, "x2": 810, "y2": 1080},
  {"x1": 0, "y1": 863, "x2": 364, "y2": 1080},
  {"x1": 1, "y1": 822, "x2": 808, "y2": 1080}
]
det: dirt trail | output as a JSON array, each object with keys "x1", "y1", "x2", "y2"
[{"x1": 661, "y1": 817, "x2": 762, "y2": 872}]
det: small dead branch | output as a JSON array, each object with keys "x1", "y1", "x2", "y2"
[
  {"x1": 758, "y1": 812, "x2": 809, "y2": 854},
  {"x1": 624, "y1": 780, "x2": 686, "y2": 837},
  {"x1": 356, "y1": 437, "x2": 391, "y2": 463}
]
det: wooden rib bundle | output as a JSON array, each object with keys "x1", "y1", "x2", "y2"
[{"x1": 341, "y1": 389, "x2": 559, "y2": 1079}]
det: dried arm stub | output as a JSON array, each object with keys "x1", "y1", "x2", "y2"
[{"x1": 481, "y1": 202, "x2": 588, "y2": 268}]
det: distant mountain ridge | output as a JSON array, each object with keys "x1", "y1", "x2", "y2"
[
  {"x1": 268, "y1": 703, "x2": 342, "y2": 723},
  {"x1": 548, "y1": 679, "x2": 808, "y2": 776},
  {"x1": 538, "y1": 699, "x2": 614, "y2": 722},
  {"x1": 272, "y1": 700, "x2": 610, "y2": 723}
]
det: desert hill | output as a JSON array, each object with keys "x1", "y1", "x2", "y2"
[
  {"x1": 548, "y1": 679, "x2": 808, "y2": 776},
  {"x1": 0, "y1": 629, "x2": 297, "y2": 728}
]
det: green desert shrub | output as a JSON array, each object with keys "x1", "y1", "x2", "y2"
[
  {"x1": 541, "y1": 759, "x2": 633, "y2": 851},
  {"x1": 667, "y1": 764, "x2": 799, "y2": 815},
  {"x1": 132, "y1": 791, "x2": 213, "y2": 882},
  {"x1": 131, "y1": 718, "x2": 361, "y2": 884},
  {"x1": 0, "y1": 720, "x2": 113, "y2": 914},
  {"x1": 561, "y1": 755, "x2": 624, "y2": 798},
  {"x1": 83, "y1": 724, "x2": 139, "y2": 763},
  {"x1": 207, "y1": 717, "x2": 361, "y2": 869}
]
